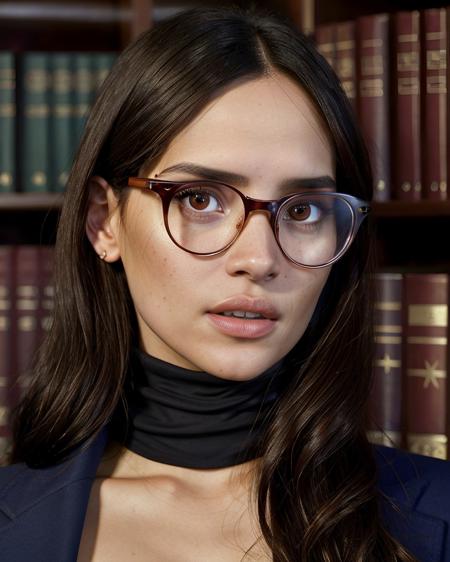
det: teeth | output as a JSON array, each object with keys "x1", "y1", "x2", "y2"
[{"x1": 222, "y1": 311, "x2": 264, "y2": 319}]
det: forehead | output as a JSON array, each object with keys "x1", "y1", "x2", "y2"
[{"x1": 154, "y1": 72, "x2": 334, "y2": 181}]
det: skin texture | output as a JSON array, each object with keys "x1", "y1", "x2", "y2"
[{"x1": 86, "y1": 72, "x2": 335, "y2": 382}]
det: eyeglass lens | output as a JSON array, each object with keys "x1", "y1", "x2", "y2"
[{"x1": 167, "y1": 183, "x2": 354, "y2": 267}]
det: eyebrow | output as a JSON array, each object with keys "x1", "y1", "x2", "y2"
[{"x1": 157, "y1": 162, "x2": 336, "y2": 192}]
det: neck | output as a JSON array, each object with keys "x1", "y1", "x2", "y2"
[{"x1": 109, "y1": 347, "x2": 285, "y2": 470}]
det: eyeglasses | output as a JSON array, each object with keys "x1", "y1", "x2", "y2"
[{"x1": 127, "y1": 177, "x2": 371, "y2": 269}]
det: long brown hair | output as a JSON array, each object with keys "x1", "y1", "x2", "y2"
[{"x1": 11, "y1": 6, "x2": 416, "y2": 561}]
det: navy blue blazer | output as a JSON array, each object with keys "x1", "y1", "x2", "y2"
[{"x1": 0, "y1": 426, "x2": 449, "y2": 561}]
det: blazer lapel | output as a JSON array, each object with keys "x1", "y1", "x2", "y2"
[
  {"x1": 376, "y1": 446, "x2": 447, "y2": 562},
  {"x1": 0, "y1": 427, "x2": 109, "y2": 562}
]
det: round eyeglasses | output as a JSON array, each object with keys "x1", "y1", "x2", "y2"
[{"x1": 127, "y1": 178, "x2": 371, "y2": 269}]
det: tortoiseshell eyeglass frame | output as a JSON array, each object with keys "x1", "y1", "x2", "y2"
[{"x1": 127, "y1": 177, "x2": 371, "y2": 269}]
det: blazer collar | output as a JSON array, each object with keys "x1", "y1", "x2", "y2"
[
  {"x1": 375, "y1": 445, "x2": 447, "y2": 562},
  {"x1": 0, "y1": 427, "x2": 109, "y2": 562}
]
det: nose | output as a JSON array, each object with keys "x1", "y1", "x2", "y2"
[{"x1": 224, "y1": 211, "x2": 282, "y2": 281}]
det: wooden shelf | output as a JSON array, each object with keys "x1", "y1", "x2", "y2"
[
  {"x1": 372, "y1": 200, "x2": 450, "y2": 218},
  {"x1": 0, "y1": 193, "x2": 63, "y2": 211}
]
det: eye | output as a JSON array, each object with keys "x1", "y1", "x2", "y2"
[
  {"x1": 285, "y1": 202, "x2": 323, "y2": 223},
  {"x1": 175, "y1": 187, "x2": 223, "y2": 213}
]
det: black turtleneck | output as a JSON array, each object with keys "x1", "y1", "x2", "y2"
[{"x1": 110, "y1": 348, "x2": 285, "y2": 469}]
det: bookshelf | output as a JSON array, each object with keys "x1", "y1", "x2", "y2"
[
  {"x1": 0, "y1": 0, "x2": 449, "y2": 465},
  {"x1": 1, "y1": 0, "x2": 450, "y2": 269}
]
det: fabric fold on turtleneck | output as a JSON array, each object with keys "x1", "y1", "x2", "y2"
[{"x1": 110, "y1": 348, "x2": 285, "y2": 469}]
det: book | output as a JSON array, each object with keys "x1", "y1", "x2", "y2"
[
  {"x1": 421, "y1": 8, "x2": 447, "y2": 201},
  {"x1": 73, "y1": 53, "x2": 95, "y2": 153},
  {"x1": 0, "y1": 52, "x2": 15, "y2": 193},
  {"x1": 315, "y1": 23, "x2": 336, "y2": 70},
  {"x1": 20, "y1": 53, "x2": 51, "y2": 192},
  {"x1": 404, "y1": 273, "x2": 448, "y2": 460},
  {"x1": 356, "y1": 13, "x2": 391, "y2": 201},
  {"x1": 368, "y1": 273, "x2": 403, "y2": 447},
  {"x1": 335, "y1": 21, "x2": 356, "y2": 110},
  {"x1": 50, "y1": 53, "x2": 73, "y2": 193},
  {"x1": 393, "y1": 11, "x2": 422, "y2": 200},
  {"x1": 14, "y1": 246, "x2": 41, "y2": 400}
]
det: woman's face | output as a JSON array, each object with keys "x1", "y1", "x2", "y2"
[{"x1": 108, "y1": 73, "x2": 334, "y2": 380}]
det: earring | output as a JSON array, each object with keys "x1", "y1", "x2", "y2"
[{"x1": 99, "y1": 250, "x2": 107, "y2": 260}]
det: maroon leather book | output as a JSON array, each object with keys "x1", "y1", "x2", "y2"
[
  {"x1": 0, "y1": 247, "x2": 14, "y2": 464},
  {"x1": 38, "y1": 246, "x2": 54, "y2": 341},
  {"x1": 404, "y1": 274, "x2": 448, "y2": 459},
  {"x1": 422, "y1": 9, "x2": 447, "y2": 200},
  {"x1": 368, "y1": 273, "x2": 403, "y2": 447},
  {"x1": 14, "y1": 246, "x2": 41, "y2": 401},
  {"x1": 314, "y1": 23, "x2": 336, "y2": 70},
  {"x1": 356, "y1": 13, "x2": 391, "y2": 201},
  {"x1": 335, "y1": 21, "x2": 356, "y2": 111},
  {"x1": 393, "y1": 11, "x2": 422, "y2": 200}
]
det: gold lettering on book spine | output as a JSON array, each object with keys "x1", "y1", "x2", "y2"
[
  {"x1": 408, "y1": 304, "x2": 447, "y2": 327},
  {"x1": 408, "y1": 360, "x2": 446, "y2": 389},
  {"x1": 407, "y1": 434, "x2": 447, "y2": 460},
  {"x1": 367, "y1": 430, "x2": 402, "y2": 447}
]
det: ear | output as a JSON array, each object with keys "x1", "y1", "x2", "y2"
[{"x1": 85, "y1": 176, "x2": 122, "y2": 262}]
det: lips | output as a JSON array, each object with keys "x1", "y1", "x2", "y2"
[{"x1": 208, "y1": 296, "x2": 279, "y2": 320}]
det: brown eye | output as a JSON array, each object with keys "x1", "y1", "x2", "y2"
[
  {"x1": 189, "y1": 192, "x2": 211, "y2": 210},
  {"x1": 288, "y1": 204, "x2": 311, "y2": 221}
]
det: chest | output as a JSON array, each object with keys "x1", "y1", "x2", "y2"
[{"x1": 76, "y1": 478, "x2": 270, "y2": 562}]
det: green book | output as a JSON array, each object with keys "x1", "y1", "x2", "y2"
[
  {"x1": 50, "y1": 54, "x2": 72, "y2": 192},
  {"x1": 72, "y1": 53, "x2": 94, "y2": 153},
  {"x1": 0, "y1": 52, "x2": 15, "y2": 193},
  {"x1": 21, "y1": 53, "x2": 50, "y2": 192},
  {"x1": 93, "y1": 52, "x2": 116, "y2": 92}
]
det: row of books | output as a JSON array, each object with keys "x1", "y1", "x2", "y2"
[
  {"x1": 1, "y1": 246, "x2": 449, "y2": 463},
  {"x1": 0, "y1": 51, "x2": 116, "y2": 194},
  {"x1": 315, "y1": 8, "x2": 449, "y2": 202},
  {"x1": 369, "y1": 272, "x2": 449, "y2": 460}
]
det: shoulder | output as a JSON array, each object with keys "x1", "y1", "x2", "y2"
[{"x1": 374, "y1": 444, "x2": 450, "y2": 561}]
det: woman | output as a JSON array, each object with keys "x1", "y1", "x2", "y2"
[{"x1": 2, "y1": 6, "x2": 449, "y2": 562}]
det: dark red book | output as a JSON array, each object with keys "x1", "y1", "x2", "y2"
[
  {"x1": 356, "y1": 13, "x2": 391, "y2": 201},
  {"x1": 404, "y1": 273, "x2": 448, "y2": 459},
  {"x1": 368, "y1": 273, "x2": 403, "y2": 447},
  {"x1": 315, "y1": 23, "x2": 336, "y2": 70},
  {"x1": 38, "y1": 246, "x2": 54, "y2": 341},
  {"x1": 335, "y1": 21, "x2": 356, "y2": 111},
  {"x1": 0, "y1": 247, "x2": 14, "y2": 464},
  {"x1": 14, "y1": 246, "x2": 41, "y2": 401},
  {"x1": 422, "y1": 9, "x2": 447, "y2": 200},
  {"x1": 393, "y1": 11, "x2": 422, "y2": 200}
]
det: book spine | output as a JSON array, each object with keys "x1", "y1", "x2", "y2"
[
  {"x1": 393, "y1": 11, "x2": 422, "y2": 201},
  {"x1": 14, "y1": 246, "x2": 41, "y2": 400},
  {"x1": 93, "y1": 52, "x2": 116, "y2": 92},
  {"x1": 356, "y1": 14, "x2": 391, "y2": 201},
  {"x1": 422, "y1": 9, "x2": 447, "y2": 201},
  {"x1": 38, "y1": 246, "x2": 54, "y2": 340},
  {"x1": 404, "y1": 273, "x2": 448, "y2": 459},
  {"x1": 0, "y1": 52, "x2": 15, "y2": 193},
  {"x1": 21, "y1": 53, "x2": 51, "y2": 192},
  {"x1": 315, "y1": 24, "x2": 336, "y2": 70},
  {"x1": 0, "y1": 247, "x2": 14, "y2": 464},
  {"x1": 368, "y1": 273, "x2": 403, "y2": 447},
  {"x1": 50, "y1": 53, "x2": 73, "y2": 193},
  {"x1": 335, "y1": 21, "x2": 356, "y2": 111},
  {"x1": 73, "y1": 53, "x2": 94, "y2": 152}
]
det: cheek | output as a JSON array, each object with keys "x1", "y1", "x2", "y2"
[{"x1": 290, "y1": 269, "x2": 330, "y2": 328}]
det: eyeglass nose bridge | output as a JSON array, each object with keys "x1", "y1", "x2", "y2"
[{"x1": 238, "y1": 198, "x2": 280, "y2": 236}]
